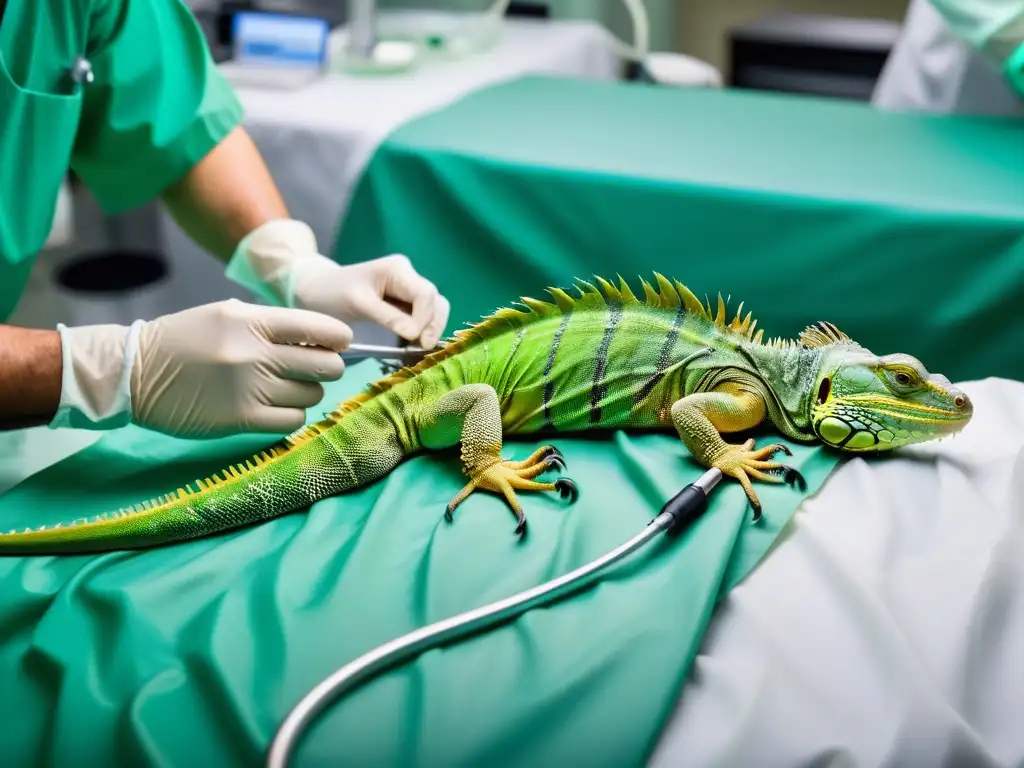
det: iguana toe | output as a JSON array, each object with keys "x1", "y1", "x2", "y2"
[
  {"x1": 444, "y1": 450, "x2": 575, "y2": 536},
  {"x1": 505, "y1": 444, "x2": 566, "y2": 471}
]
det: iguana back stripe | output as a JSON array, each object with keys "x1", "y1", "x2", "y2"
[
  {"x1": 636, "y1": 301, "x2": 687, "y2": 406},
  {"x1": 543, "y1": 312, "x2": 572, "y2": 424},
  {"x1": 590, "y1": 300, "x2": 622, "y2": 424}
]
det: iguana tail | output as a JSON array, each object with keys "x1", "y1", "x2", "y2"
[{"x1": 0, "y1": 394, "x2": 413, "y2": 555}]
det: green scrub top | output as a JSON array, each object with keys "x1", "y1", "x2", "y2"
[{"x1": 0, "y1": 0, "x2": 244, "y2": 321}]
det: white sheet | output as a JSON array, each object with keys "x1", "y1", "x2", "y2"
[{"x1": 651, "y1": 376, "x2": 1024, "y2": 767}]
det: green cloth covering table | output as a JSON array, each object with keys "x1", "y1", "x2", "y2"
[
  {"x1": 0, "y1": 361, "x2": 837, "y2": 767},
  {"x1": 334, "y1": 75, "x2": 1024, "y2": 383}
]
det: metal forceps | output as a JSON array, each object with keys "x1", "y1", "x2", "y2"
[{"x1": 339, "y1": 342, "x2": 439, "y2": 371}]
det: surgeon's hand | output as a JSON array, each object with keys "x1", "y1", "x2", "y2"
[
  {"x1": 289, "y1": 252, "x2": 450, "y2": 350},
  {"x1": 50, "y1": 300, "x2": 352, "y2": 438},
  {"x1": 225, "y1": 219, "x2": 450, "y2": 349}
]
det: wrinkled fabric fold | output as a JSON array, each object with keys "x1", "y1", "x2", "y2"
[{"x1": 0, "y1": 361, "x2": 834, "y2": 766}]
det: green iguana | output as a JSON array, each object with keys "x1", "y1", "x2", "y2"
[{"x1": 0, "y1": 274, "x2": 972, "y2": 554}]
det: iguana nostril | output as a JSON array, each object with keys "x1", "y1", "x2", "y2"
[{"x1": 954, "y1": 396, "x2": 965, "y2": 409}]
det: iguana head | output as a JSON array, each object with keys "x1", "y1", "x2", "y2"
[{"x1": 806, "y1": 329, "x2": 973, "y2": 452}]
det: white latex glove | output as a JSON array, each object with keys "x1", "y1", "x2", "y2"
[
  {"x1": 50, "y1": 299, "x2": 352, "y2": 438},
  {"x1": 225, "y1": 219, "x2": 450, "y2": 349}
]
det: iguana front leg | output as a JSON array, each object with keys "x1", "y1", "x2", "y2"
[
  {"x1": 417, "y1": 383, "x2": 578, "y2": 535},
  {"x1": 670, "y1": 385, "x2": 806, "y2": 521}
]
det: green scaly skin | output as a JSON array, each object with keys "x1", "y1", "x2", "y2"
[{"x1": 0, "y1": 274, "x2": 973, "y2": 555}]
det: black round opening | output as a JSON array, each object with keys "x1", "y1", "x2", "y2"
[
  {"x1": 56, "y1": 251, "x2": 168, "y2": 294},
  {"x1": 817, "y1": 376, "x2": 831, "y2": 405}
]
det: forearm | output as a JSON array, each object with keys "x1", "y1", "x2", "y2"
[
  {"x1": 0, "y1": 326, "x2": 63, "y2": 430},
  {"x1": 160, "y1": 126, "x2": 289, "y2": 262}
]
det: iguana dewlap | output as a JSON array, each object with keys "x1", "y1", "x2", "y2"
[{"x1": 0, "y1": 275, "x2": 973, "y2": 554}]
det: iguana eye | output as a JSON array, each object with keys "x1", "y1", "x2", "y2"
[{"x1": 895, "y1": 372, "x2": 912, "y2": 385}]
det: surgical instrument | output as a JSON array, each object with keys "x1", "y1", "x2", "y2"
[
  {"x1": 339, "y1": 342, "x2": 436, "y2": 365},
  {"x1": 266, "y1": 466, "x2": 725, "y2": 768}
]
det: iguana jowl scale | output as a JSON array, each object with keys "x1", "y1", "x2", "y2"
[{"x1": 0, "y1": 275, "x2": 973, "y2": 554}]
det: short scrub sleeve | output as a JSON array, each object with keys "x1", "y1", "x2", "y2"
[{"x1": 70, "y1": 0, "x2": 245, "y2": 214}]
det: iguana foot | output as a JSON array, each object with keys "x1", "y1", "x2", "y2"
[
  {"x1": 445, "y1": 447, "x2": 577, "y2": 536},
  {"x1": 712, "y1": 440, "x2": 806, "y2": 523},
  {"x1": 417, "y1": 387, "x2": 576, "y2": 535}
]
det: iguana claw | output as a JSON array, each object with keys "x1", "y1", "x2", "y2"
[
  {"x1": 539, "y1": 446, "x2": 566, "y2": 470},
  {"x1": 554, "y1": 477, "x2": 578, "y2": 502},
  {"x1": 748, "y1": 462, "x2": 805, "y2": 522},
  {"x1": 750, "y1": 501, "x2": 763, "y2": 523},
  {"x1": 545, "y1": 454, "x2": 567, "y2": 472},
  {"x1": 781, "y1": 466, "x2": 807, "y2": 490}
]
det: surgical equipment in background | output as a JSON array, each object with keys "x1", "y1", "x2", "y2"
[
  {"x1": 265, "y1": 465, "x2": 725, "y2": 768},
  {"x1": 333, "y1": 0, "x2": 720, "y2": 85},
  {"x1": 209, "y1": 0, "x2": 721, "y2": 85},
  {"x1": 347, "y1": 0, "x2": 377, "y2": 60}
]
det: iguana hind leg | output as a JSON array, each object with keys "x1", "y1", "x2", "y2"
[
  {"x1": 670, "y1": 385, "x2": 806, "y2": 521},
  {"x1": 417, "y1": 383, "x2": 577, "y2": 535}
]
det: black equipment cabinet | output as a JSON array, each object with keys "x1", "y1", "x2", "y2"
[{"x1": 728, "y1": 12, "x2": 903, "y2": 101}]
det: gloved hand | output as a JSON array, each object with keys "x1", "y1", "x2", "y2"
[
  {"x1": 50, "y1": 299, "x2": 352, "y2": 438},
  {"x1": 225, "y1": 219, "x2": 450, "y2": 350}
]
